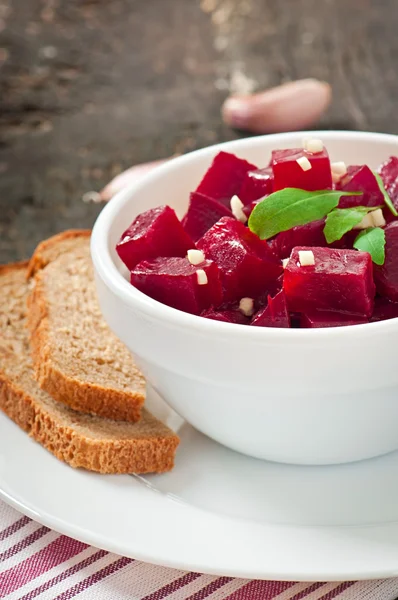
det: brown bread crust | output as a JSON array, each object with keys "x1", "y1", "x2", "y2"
[
  {"x1": 0, "y1": 375, "x2": 179, "y2": 474},
  {"x1": 26, "y1": 229, "x2": 92, "y2": 278},
  {"x1": 0, "y1": 263, "x2": 179, "y2": 474},
  {"x1": 28, "y1": 274, "x2": 142, "y2": 421},
  {"x1": 27, "y1": 231, "x2": 145, "y2": 422}
]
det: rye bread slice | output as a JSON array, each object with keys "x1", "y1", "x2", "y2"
[
  {"x1": 0, "y1": 262, "x2": 179, "y2": 473},
  {"x1": 26, "y1": 230, "x2": 92, "y2": 279},
  {"x1": 27, "y1": 231, "x2": 145, "y2": 422}
]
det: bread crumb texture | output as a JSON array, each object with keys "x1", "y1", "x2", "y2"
[
  {"x1": 0, "y1": 260, "x2": 179, "y2": 473},
  {"x1": 27, "y1": 231, "x2": 145, "y2": 421}
]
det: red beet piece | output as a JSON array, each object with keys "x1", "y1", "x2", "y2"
[
  {"x1": 378, "y1": 156, "x2": 398, "y2": 188},
  {"x1": 116, "y1": 205, "x2": 194, "y2": 271},
  {"x1": 197, "y1": 217, "x2": 283, "y2": 303},
  {"x1": 261, "y1": 274, "x2": 284, "y2": 300},
  {"x1": 251, "y1": 290, "x2": 290, "y2": 328},
  {"x1": 239, "y1": 166, "x2": 274, "y2": 205},
  {"x1": 336, "y1": 165, "x2": 383, "y2": 208},
  {"x1": 272, "y1": 148, "x2": 332, "y2": 191},
  {"x1": 252, "y1": 275, "x2": 284, "y2": 315},
  {"x1": 283, "y1": 247, "x2": 375, "y2": 317},
  {"x1": 300, "y1": 311, "x2": 368, "y2": 328},
  {"x1": 377, "y1": 156, "x2": 398, "y2": 212},
  {"x1": 201, "y1": 308, "x2": 249, "y2": 325},
  {"x1": 374, "y1": 221, "x2": 398, "y2": 301},
  {"x1": 182, "y1": 191, "x2": 232, "y2": 242},
  {"x1": 269, "y1": 222, "x2": 359, "y2": 258},
  {"x1": 195, "y1": 151, "x2": 257, "y2": 204},
  {"x1": 335, "y1": 229, "x2": 359, "y2": 250},
  {"x1": 242, "y1": 199, "x2": 264, "y2": 219},
  {"x1": 382, "y1": 207, "x2": 397, "y2": 225},
  {"x1": 289, "y1": 312, "x2": 301, "y2": 328},
  {"x1": 131, "y1": 257, "x2": 223, "y2": 315},
  {"x1": 370, "y1": 297, "x2": 398, "y2": 322},
  {"x1": 269, "y1": 219, "x2": 327, "y2": 259}
]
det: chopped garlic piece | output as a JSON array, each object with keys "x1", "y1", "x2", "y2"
[
  {"x1": 239, "y1": 297, "x2": 254, "y2": 317},
  {"x1": 196, "y1": 269, "x2": 208, "y2": 285},
  {"x1": 296, "y1": 156, "x2": 312, "y2": 171},
  {"x1": 187, "y1": 249, "x2": 205, "y2": 265},
  {"x1": 282, "y1": 258, "x2": 290, "y2": 269},
  {"x1": 304, "y1": 138, "x2": 324, "y2": 153},
  {"x1": 298, "y1": 250, "x2": 315, "y2": 266},
  {"x1": 230, "y1": 194, "x2": 247, "y2": 223},
  {"x1": 370, "y1": 208, "x2": 386, "y2": 228},
  {"x1": 353, "y1": 213, "x2": 374, "y2": 230},
  {"x1": 332, "y1": 171, "x2": 343, "y2": 184},
  {"x1": 82, "y1": 191, "x2": 102, "y2": 204},
  {"x1": 331, "y1": 161, "x2": 347, "y2": 176}
]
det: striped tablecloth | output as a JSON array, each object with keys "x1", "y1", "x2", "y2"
[{"x1": 2, "y1": 502, "x2": 398, "y2": 600}]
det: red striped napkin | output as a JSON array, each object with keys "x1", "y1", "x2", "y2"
[{"x1": 1, "y1": 502, "x2": 398, "y2": 600}]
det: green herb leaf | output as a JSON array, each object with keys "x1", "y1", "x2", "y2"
[
  {"x1": 353, "y1": 227, "x2": 386, "y2": 265},
  {"x1": 248, "y1": 188, "x2": 360, "y2": 240},
  {"x1": 374, "y1": 172, "x2": 398, "y2": 217},
  {"x1": 324, "y1": 206, "x2": 380, "y2": 244}
]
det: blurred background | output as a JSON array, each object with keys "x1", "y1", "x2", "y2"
[{"x1": 0, "y1": 0, "x2": 396, "y2": 262}]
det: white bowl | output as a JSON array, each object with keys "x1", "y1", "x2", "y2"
[{"x1": 91, "y1": 131, "x2": 398, "y2": 466}]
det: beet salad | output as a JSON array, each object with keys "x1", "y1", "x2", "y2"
[{"x1": 115, "y1": 139, "x2": 398, "y2": 328}]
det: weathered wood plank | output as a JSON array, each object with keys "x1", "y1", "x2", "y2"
[{"x1": 0, "y1": 0, "x2": 397, "y2": 261}]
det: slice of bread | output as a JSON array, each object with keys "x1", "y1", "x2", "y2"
[
  {"x1": 0, "y1": 263, "x2": 179, "y2": 473},
  {"x1": 27, "y1": 231, "x2": 145, "y2": 422},
  {"x1": 26, "y1": 230, "x2": 92, "y2": 279}
]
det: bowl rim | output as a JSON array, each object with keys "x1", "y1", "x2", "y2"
[{"x1": 91, "y1": 130, "x2": 398, "y2": 342}]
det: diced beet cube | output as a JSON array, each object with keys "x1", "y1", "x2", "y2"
[
  {"x1": 242, "y1": 199, "x2": 264, "y2": 219},
  {"x1": 334, "y1": 229, "x2": 359, "y2": 250},
  {"x1": 196, "y1": 261, "x2": 224, "y2": 313},
  {"x1": 131, "y1": 257, "x2": 222, "y2": 315},
  {"x1": 116, "y1": 205, "x2": 194, "y2": 271},
  {"x1": 261, "y1": 274, "x2": 284, "y2": 300},
  {"x1": 269, "y1": 224, "x2": 361, "y2": 258},
  {"x1": 300, "y1": 311, "x2": 368, "y2": 328},
  {"x1": 197, "y1": 217, "x2": 283, "y2": 303},
  {"x1": 251, "y1": 290, "x2": 290, "y2": 328},
  {"x1": 272, "y1": 148, "x2": 332, "y2": 191},
  {"x1": 377, "y1": 156, "x2": 398, "y2": 212},
  {"x1": 374, "y1": 221, "x2": 398, "y2": 301},
  {"x1": 201, "y1": 310, "x2": 231, "y2": 323},
  {"x1": 269, "y1": 219, "x2": 327, "y2": 259},
  {"x1": 239, "y1": 167, "x2": 274, "y2": 205},
  {"x1": 195, "y1": 151, "x2": 257, "y2": 204},
  {"x1": 336, "y1": 165, "x2": 383, "y2": 208},
  {"x1": 251, "y1": 275, "x2": 284, "y2": 314},
  {"x1": 383, "y1": 207, "x2": 397, "y2": 224},
  {"x1": 378, "y1": 156, "x2": 398, "y2": 188},
  {"x1": 181, "y1": 191, "x2": 232, "y2": 242},
  {"x1": 370, "y1": 297, "x2": 398, "y2": 322},
  {"x1": 290, "y1": 312, "x2": 301, "y2": 328},
  {"x1": 201, "y1": 308, "x2": 249, "y2": 325},
  {"x1": 283, "y1": 247, "x2": 375, "y2": 317}
]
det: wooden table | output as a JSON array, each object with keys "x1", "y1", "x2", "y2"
[{"x1": 1, "y1": 0, "x2": 397, "y2": 262}]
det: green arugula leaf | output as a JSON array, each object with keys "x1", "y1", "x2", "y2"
[
  {"x1": 374, "y1": 172, "x2": 398, "y2": 217},
  {"x1": 248, "y1": 188, "x2": 360, "y2": 240},
  {"x1": 324, "y1": 206, "x2": 380, "y2": 244},
  {"x1": 353, "y1": 227, "x2": 386, "y2": 265}
]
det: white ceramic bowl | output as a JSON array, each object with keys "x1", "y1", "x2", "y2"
[{"x1": 92, "y1": 131, "x2": 398, "y2": 466}]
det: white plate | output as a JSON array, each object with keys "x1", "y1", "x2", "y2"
[{"x1": 3, "y1": 387, "x2": 398, "y2": 582}]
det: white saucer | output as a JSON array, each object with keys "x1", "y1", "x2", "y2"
[{"x1": 2, "y1": 388, "x2": 398, "y2": 581}]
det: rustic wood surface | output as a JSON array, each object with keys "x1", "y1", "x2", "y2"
[{"x1": 1, "y1": 0, "x2": 397, "y2": 262}]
